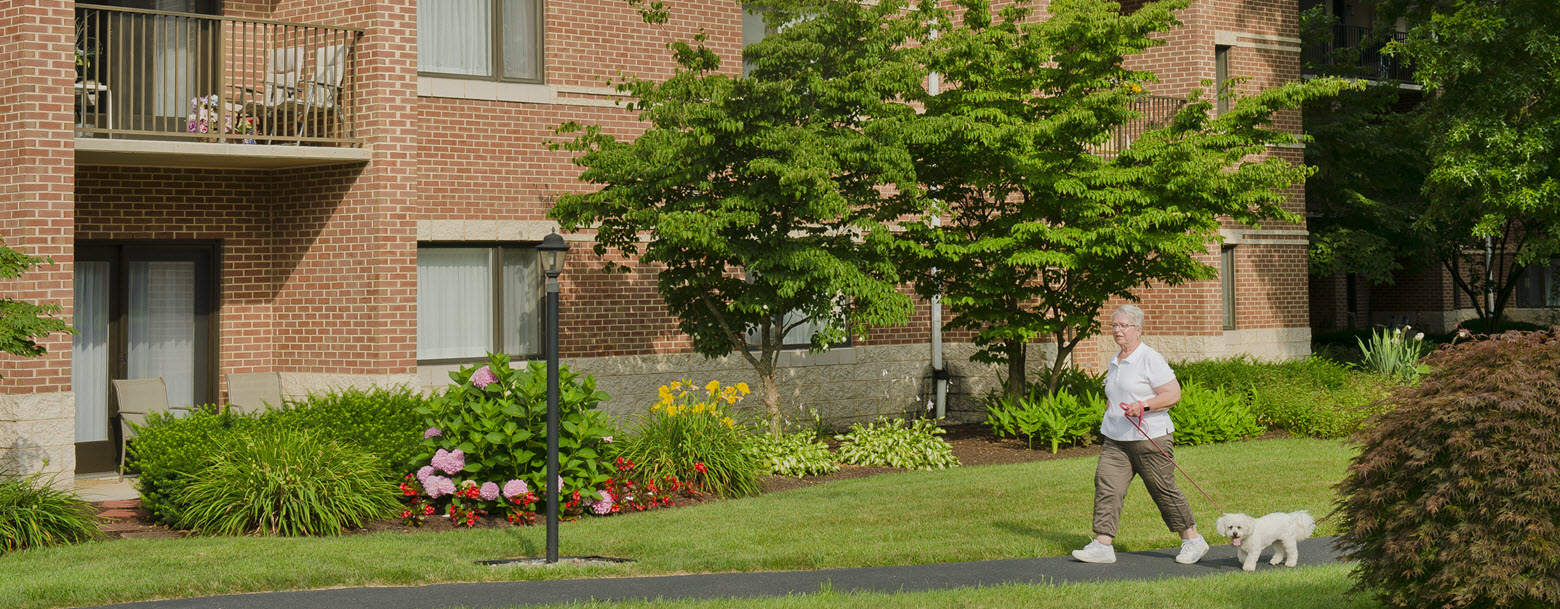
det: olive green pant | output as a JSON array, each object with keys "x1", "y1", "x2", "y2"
[{"x1": 1091, "y1": 434, "x2": 1195, "y2": 538}]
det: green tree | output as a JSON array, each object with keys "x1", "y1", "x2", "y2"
[
  {"x1": 550, "y1": 0, "x2": 933, "y2": 432},
  {"x1": 900, "y1": 0, "x2": 1348, "y2": 397},
  {"x1": 1, "y1": 241, "x2": 74, "y2": 375},
  {"x1": 1377, "y1": 0, "x2": 1560, "y2": 327},
  {"x1": 1299, "y1": 44, "x2": 1428, "y2": 288}
]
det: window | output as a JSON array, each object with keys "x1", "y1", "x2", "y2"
[
  {"x1": 1215, "y1": 44, "x2": 1231, "y2": 115},
  {"x1": 742, "y1": 9, "x2": 766, "y2": 76},
  {"x1": 418, "y1": 0, "x2": 542, "y2": 82},
  {"x1": 417, "y1": 245, "x2": 541, "y2": 361},
  {"x1": 1516, "y1": 256, "x2": 1560, "y2": 308},
  {"x1": 1221, "y1": 245, "x2": 1237, "y2": 330},
  {"x1": 744, "y1": 310, "x2": 850, "y2": 350}
]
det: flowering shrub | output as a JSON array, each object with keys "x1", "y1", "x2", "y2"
[
  {"x1": 616, "y1": 379, "x2": 765, "y2": 498},
  {"x1": 402, "y1": 353, "x2": 618, "y2": 526},
  {"x1": 187, "y1": 95, "x2": 256, "y2": 143}
]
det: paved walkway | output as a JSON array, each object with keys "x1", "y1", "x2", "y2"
[{"x1": 93, "y1": 537, "x2": 1345, "y2": 609}]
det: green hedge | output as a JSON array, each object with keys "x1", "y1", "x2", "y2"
[
  {"x1": 269, "y1": 387, "x2": 428, "y2": 473},
  {"x1": 1173, "y1": 356, "x2": 1393, "y2": 439},
  {"x1": 129, "y1": 387, "x2": 435, "y2": 527}
]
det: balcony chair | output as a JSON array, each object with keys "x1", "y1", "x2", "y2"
[
  {"x1": 225, "y1": 371, "x2": 284, "y2": 415},
  {"x1": 111, "y1": 377, "x2": 190, "y2": 478},
  {"x1": 291, "y1": 43, "x2": 349, "y2": 142},
  {"x1": 232, "y1": 46, "x2": 305, "y2": 142}
]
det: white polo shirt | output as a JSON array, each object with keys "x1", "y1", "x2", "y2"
[{"x1": 1101, "y1": 342, "x2": 1177, "y2": 442}]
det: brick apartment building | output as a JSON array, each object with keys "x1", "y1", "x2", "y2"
[
  {"x1": 1301, "y1": 0, "x2": 1560, "y2": 333},
  {"x1": 1, "y1": 0, "x2": 1310, "y2": 482}
]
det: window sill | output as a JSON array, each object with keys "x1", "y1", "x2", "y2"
[{"x1": 418, "y1": 76, "x2": 628, "y2": 108}]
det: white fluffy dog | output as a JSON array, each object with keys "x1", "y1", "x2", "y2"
[{"x1": 1215, "y1": 510, "x2": 1317, "y2": 572}]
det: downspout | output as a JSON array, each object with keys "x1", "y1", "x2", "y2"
[
  {"x1": 928, "y1": 47, "x2": 947, "y2": 419},
  {"x1": 1485, "y1": 235, "x2": 1494, "y2": 321}
]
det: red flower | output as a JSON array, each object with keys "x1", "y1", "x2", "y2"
[
  {"x1": 400, "y1": 509, "x2": 412, "y2": 518},
  {"x1": 694, "y1": 462, "x2": 708, "y2": 474},
  {"x1": 423, "y1": 504, "x2": 436, "y2": 515}
]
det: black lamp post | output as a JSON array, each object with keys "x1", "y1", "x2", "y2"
[{"x1": 536, "y1": 231, "x2": 569, "y2": 564}]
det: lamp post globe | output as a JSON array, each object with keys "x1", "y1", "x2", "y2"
[{"x1": 538, "y1": 232, "x2": 568, "y2": 278}]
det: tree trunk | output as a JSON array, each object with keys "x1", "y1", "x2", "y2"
[
  {"x1": 1005, "y1": 339, "x2": 1026, "y2": 400},
  {"x1": 760, "y1": 368, "x2": 782, "y2": 435}
]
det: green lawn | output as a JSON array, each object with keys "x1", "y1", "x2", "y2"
[
  {"x1": 496, "y1": 563, "x2": 1377, "y2": 609},
  {"x1": 0, "y1": 437, "x2": 1355, "y2": 609}
]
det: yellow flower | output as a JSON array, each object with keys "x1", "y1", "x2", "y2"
[
  {"x1": 725, "y1": 395, "x2": 737, "y2": 405},
  {"x1": 652, "y1": 402, "x2": 663, "y2": 413},
  {"x1": 736, "y1": 382, "x2": 750, "y2": 396},
  {"x1": 670, "y1": 380, "x2": 681, "y2": 391},
  {"x1": 667, "y1": 405, "x2": 680, "y2": 417},
  {"x1": 706, "y1": 380, "x2": 720, "y2": 394},
  {"x1": 693, "y1": 403, "x2": 706, "y2": 414},
  {"x1": 658, "y1": 385, "x2": 672, "y2": 399},
  {"x1": 723, "y1": 417, "x2": 735, "y2": 428}
]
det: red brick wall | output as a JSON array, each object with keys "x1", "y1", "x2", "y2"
[
  {"x1": 409, "y1": 0, "x2": 1312, "y2": 364},
  {"x1": 0, "y1": 0, "x2": 75, "y2": 394},
  {"x1": 74, "y1": 167, "x2": 281, "y2": 381}
]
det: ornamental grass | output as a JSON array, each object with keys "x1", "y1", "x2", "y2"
[{"x1": 174, "y1": 427, "x2": 400, "y2": 537}]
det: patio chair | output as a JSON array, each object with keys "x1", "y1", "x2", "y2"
[
  {"x1": 112, "y1": 377, "x2": 190, "y2": 477},
  {"x1": 232, "y1": 46, "x2": 306, "y2": 141},
  {"x1": 226, "y1": 371, "x2": 284, "y2": 415},
  {"x1": 291, "y1": 43, "x2": 349, "y2": 141}
]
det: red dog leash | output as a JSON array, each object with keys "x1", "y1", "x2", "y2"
[{"x1": 1119, "y1": 402, "x2": 1224, "y2": 513}]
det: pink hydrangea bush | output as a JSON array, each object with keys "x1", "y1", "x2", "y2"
[{"x1": 400, "y1": 353, "x2": 623, "y2": 526}]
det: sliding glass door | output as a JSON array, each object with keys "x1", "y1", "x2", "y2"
[{"x1": 73, "y1": 243, "x2": 216, "y2": 473}]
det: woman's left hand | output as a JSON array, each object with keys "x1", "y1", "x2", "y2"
[{"x1": 1122, "y1": 400, "x2": 1147, "y2": 417}]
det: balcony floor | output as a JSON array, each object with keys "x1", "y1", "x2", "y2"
[{"x1": 76, "y1": 138, "x2": 371, "y2": 169}]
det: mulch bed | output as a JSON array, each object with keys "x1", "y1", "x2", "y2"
[{"x1": 93, "y1": 423, "x2": 1143, "y2": 538}]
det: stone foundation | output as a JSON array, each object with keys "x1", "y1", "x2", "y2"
[{"x1": 0, "y1": 391, "x2": 75, "y2": 482}]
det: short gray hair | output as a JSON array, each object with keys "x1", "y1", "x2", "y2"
[{"x1": 1111, "y1": 304, "x2": 1144, "y2": 328}]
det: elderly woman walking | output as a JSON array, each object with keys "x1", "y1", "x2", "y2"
[{"x1": 1071, "y1": 304, "x2": 1208, "y2": 565}]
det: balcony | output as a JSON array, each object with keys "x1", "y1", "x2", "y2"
[
  {"x1": 1089, "y1": 95, "x2": 1186, "y2": 157},
  {"x1": 1302, "y1": 24, "x2": 1413, "y2": 83},
  {"x1": 74, "y1": 5, "x2": 369, "y2": 168}
]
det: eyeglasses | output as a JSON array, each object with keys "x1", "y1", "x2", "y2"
[{"x1": 1110, "y1": 323, "x2": 1138, "y2": 329}]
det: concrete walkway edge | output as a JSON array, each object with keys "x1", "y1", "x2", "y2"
[{"x1": 92, "y1": 537, "x2": 1347, "y2": 609}]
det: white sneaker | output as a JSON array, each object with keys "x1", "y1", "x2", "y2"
[
  {"x1": 1071, "y1": 540, "x2": 1117, "y2": 564},
  {"x1": 1176, "y1": 536, "x2": 1209, "y2": 564}
]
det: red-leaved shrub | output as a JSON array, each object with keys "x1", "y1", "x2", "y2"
[{"x1": 1336, "y1": 330, "x2": 1560, "y2": 609}]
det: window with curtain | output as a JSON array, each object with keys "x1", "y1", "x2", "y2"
[
  {"x1": 744, "y1": 310, "x2": 851, "y2": 350},
  {"x1": 1516, "y1": 256, "x2": 1560, "y2": 308},
  {"x1": 1221, "y1": 245, "x2": 1237, "y2": 330},
  {"x1": 418, "y1": 0, "x2": 543, "y2": 82},
  {"x1": 418, "y1": 245, "x2": 542, "y2": 361}
]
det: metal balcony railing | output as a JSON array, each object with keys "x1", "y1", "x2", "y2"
[
  {"x1": 74, "y1": 5, "x2": 362, "y2": 146},
  {"x1": 1088, "y1": 95, "x2": 1185, "y2": 157},
  {"x1": 1302, "y1": 24, "x2": 1413, "y2": 82}
]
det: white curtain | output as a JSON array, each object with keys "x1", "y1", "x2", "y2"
[
  {"x1": 418, "y1": 248, "x2": 493, "y2": 359},
  {"x1": 151, "y1": 11, "x2": 196, "y2": 118},
  {"x1": 73, "y1": 262, "x2": 111, "y2": 443},
  {"x1": 500, "y1": 0, "x2": 540, "y2": 80},
  {"x1": 419, "y1": 0, "x2": 492, "y2": 76},
  {"x1": 128, "y1": 261, "x2": 197, "y2": 408},
  {"x1": 501, "y1": 248, "x2": 540, "y2": 354}
]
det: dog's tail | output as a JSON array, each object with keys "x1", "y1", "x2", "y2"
[{"x1": 1291, "y1": 510, "x2": 1317, "y2": 540}]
